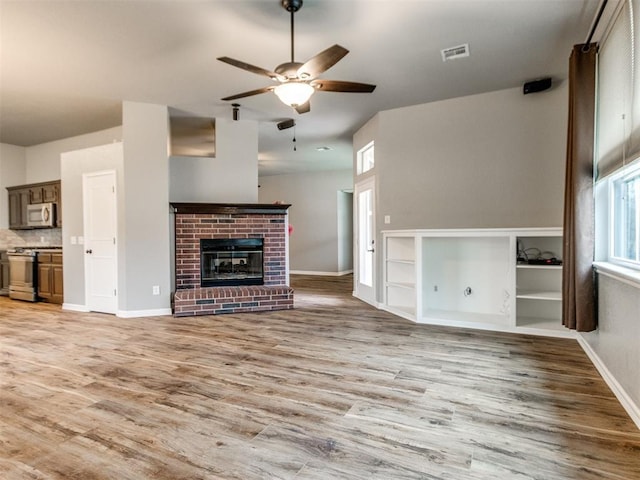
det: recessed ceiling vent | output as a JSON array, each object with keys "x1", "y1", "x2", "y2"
[{"x1": 441, "y1": 43, "x2": 470, "y2": 62}]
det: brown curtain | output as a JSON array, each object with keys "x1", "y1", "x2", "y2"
[{"x1": 562, "y1": 44, "x2": 597, "y2": 332}]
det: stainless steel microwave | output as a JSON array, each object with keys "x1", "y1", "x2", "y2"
[{"x1": 26, "y1": 202, "x2": 55, "y2": 228}]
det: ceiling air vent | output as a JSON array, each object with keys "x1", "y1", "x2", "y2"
[{"x1": 441, "y1": 43, "x2": 470, "y2": 62}]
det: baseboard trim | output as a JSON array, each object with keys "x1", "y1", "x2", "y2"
[
  {"x1": 290, "y1": 270, "x2": 353, "y2": 276},
  {"x1": 117, "y1": 308, "x2": 172, "y2": 318},
  {"x1": 62, "y1": 303, "x2": 90, "y2": 312},
  {"x1": 577, "y1": 334, "x2": 640, "y2": 430}
]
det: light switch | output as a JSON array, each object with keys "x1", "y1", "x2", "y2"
[
  {"x1": 384, "y1": 215, "x2": 391, "y2": 224},
  {"x1": 70, "y1": 236, "x2": 77, "y2": 245},
  {"x1": 78, "y1": 236, "x2": 84, "y2": 245}
]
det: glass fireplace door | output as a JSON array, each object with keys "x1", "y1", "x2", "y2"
[{"x1": 200, "y1": 238, "x2": 264, "y2": 287}]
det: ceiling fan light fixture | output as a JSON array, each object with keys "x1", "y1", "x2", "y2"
[{"x1": 274, "y1": 82, "x2": 314, "y2": 107}]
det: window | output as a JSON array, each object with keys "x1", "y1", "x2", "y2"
[
  {"x1": 611, "y1": 162, "x2": 640, "y2": 267},
  {"x1": 357, "y1": 141, "x2": 374, "y2": 175}
]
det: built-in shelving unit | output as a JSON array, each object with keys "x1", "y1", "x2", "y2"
[
  {"x1": 515, "y1": 234, "x2": 563, "y2": 333},
  {"x1": 384, "y1": 235, "x2": 417, "y2": 319},
  {"x1": 382, "y1": 228, "x2": 572, "y2": 338}
]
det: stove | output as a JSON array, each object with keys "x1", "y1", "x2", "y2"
[{"x1": 7, "y1": 246, "x2": 62, "y2": 301}]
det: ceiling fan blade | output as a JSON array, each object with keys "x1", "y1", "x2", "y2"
[
  {"x1": 297, "y1": 45, "x2": 349, "y2": 79},
  {"x1": 217, "y1": 57, "x2": 282, "y2": 80},
  {"x1": 221, "y1": 87, "x2": 274, "y2": 101},
  {"x1": 311, "y1": 79, "x2": 376, "y2": 93},
  {"x1": 294, "y1": 101, "x2": 310, "y2": 114}
]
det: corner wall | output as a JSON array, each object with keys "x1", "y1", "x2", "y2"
[
  {"x1": 121, "y1": 102, "x2": 171, "y2": 314},
  {"x1": 258, "y1": 169, "x2": 353, "y2": 275},
  {"x1": 354, "y1": 84, "x2": 568, "y2": 302}
]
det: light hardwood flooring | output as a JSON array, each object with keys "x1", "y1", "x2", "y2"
[{"x1": 1, "y1": 275, "x2": 639, "y2": 479}]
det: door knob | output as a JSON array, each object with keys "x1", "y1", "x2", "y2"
[{"x1": 86, "y1": 249, "x2": 93, "y2": 254}]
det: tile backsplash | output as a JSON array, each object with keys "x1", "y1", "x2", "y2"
[{"x1": 0, "y1": 228, "x2": 62, "y2": 249}]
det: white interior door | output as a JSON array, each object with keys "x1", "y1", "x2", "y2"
[
  {"x1": 354, "y1": 176, "x2": 376, "y2": 306},
  {"x1": 83, "y1": 171, "x2": 118, "y2": 314}
]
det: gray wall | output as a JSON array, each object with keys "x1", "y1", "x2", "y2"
[
  {"x1": 374, "y1": 84, "x2": 567, "y2": 230},
  {"x1": 121, "y1": 102, "x2": 171, "y2": 313},
  {"x1": 258, "y1": 169, "x2": 353, "y2": 274},
  {"x1": 61, "y1": 142, "x2": 124, "y2": 308},
  {"x1": 169, "y1": 118, "x2": 258, "y2": 203},
  {"x1": 1, "y1": 129, "x2": 121, "y2": 247},
  {"x1": 354, "y1": 84, "x2": 568, "y2": 301},
  {"x1": 24, "y1": 127, "x2": 122, "y2": 184},
  {"x1": 4, "y1": 103, "x2": 261, "y2": 314},
  {"x1": 337, "y1": 190, "x2": 354, "y2": 273},
  {"x1": 582, "y1": 274, "x2": 640, "y2": 417}
]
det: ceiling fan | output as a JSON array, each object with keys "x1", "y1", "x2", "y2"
[{"x1": 217, "y1": 0, "x2": 376, "y2": 114}]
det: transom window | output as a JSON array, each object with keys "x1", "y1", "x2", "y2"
[{"x1": 357, "y1": 141, "x2": 374, "y2": 175}]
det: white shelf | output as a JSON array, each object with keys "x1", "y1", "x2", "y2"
[
  {"x1": 385, "y1": 305, "x2": 416, "y2": 322},
  {"x1": 516, "y1": 264, "x2": 562, "y2": 270},
  {"x1": 423, "y1": 308, "x2": 511, "y2": 327},
  {"x1": 516, "y1": 290, "x2": 562, "y2": 301},
  {"x1": 387, "y1": 281, "x2": 415, "y2": 289},
  {"x1": 516, "y1": 316, "x2": 564, "y2": 330},
  {"x1": 387, "y1": 259, "x2": 415, "y2": 265}
]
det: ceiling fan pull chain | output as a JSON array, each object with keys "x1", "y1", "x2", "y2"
[{"x1": 293, "y1": 126, "x2": 297, "y2": 151}]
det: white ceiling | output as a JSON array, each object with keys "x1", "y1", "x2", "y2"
[{"x1": 0, "y1": 0, "x2": 599, "y2": 176}]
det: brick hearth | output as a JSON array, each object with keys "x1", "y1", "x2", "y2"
[{"x1": 171, "y1": 203, "x2": 293, "y2": 316}]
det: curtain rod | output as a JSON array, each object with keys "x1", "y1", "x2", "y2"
[{"x1": 583, "y1": 0, "x2": 609, "y2": 51}]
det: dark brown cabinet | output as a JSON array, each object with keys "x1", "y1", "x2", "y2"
[
  {"x1": 0, "y1": 251, "x2": 9, "y2": 296},
  {"x1": 37, "y1": 252, "x2": 63, "y2": 304},
  {"x1": 7, "y1": 180, "x2": 61, "y2": 229},
  {"x1": 8, "y1": 188, "x2": 31, "y2": 229}
]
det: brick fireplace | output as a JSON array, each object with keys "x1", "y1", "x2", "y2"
[{"x1": 171, "y1": 203, "x2": 293, "y2": 316}]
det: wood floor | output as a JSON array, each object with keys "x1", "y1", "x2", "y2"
[{"x1": 1, "y1": 275, "x2": 639, "y2": 479}]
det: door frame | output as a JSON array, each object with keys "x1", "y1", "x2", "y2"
[
  {"x1": 354, "y1": 175, "x2": 377, "y2": 306},
  {"x1": 82, "y1": 169, "x2": 118, "y2": 314}
]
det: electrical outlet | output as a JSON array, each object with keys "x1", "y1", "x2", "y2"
[{"x1": 152, "y1": 285, "x2": 160, "y2": 295}]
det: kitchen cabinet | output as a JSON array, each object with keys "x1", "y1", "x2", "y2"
[
  {"x1": 7, "y1": 187, "x2": 30, "y2": 229},
  {"x1": 37, "y1": 252, "x2": 63, "y2": 304},
  {"x1": 0, "y1": 250, "x2": 9, "y2": 296},
  {"x1": 7, "y1": 180, "x2": 62, "y2": 229}
]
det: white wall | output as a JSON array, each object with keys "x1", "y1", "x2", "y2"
[
  {"x1": 169, "y1": 118, "x2": 258, "y2": 203},
  {"x1": 258, "y1": 169, "x2": 353, "y2": 274}
]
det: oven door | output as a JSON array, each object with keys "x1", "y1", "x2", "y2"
[{"x1": 8, "y1": 254, "x2": 37, "y2": 301}]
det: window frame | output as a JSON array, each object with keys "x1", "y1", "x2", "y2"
[
  {"x1": 609, "y1": 160, "x2": 640, "y2": 270},
  {"x1": 356, "y1": 141, "x2": 375, "y2": 175}
]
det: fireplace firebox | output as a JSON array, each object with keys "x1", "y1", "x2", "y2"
[{"x1": 200, "y1": 238, "x2": 264, "y2": 287}]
